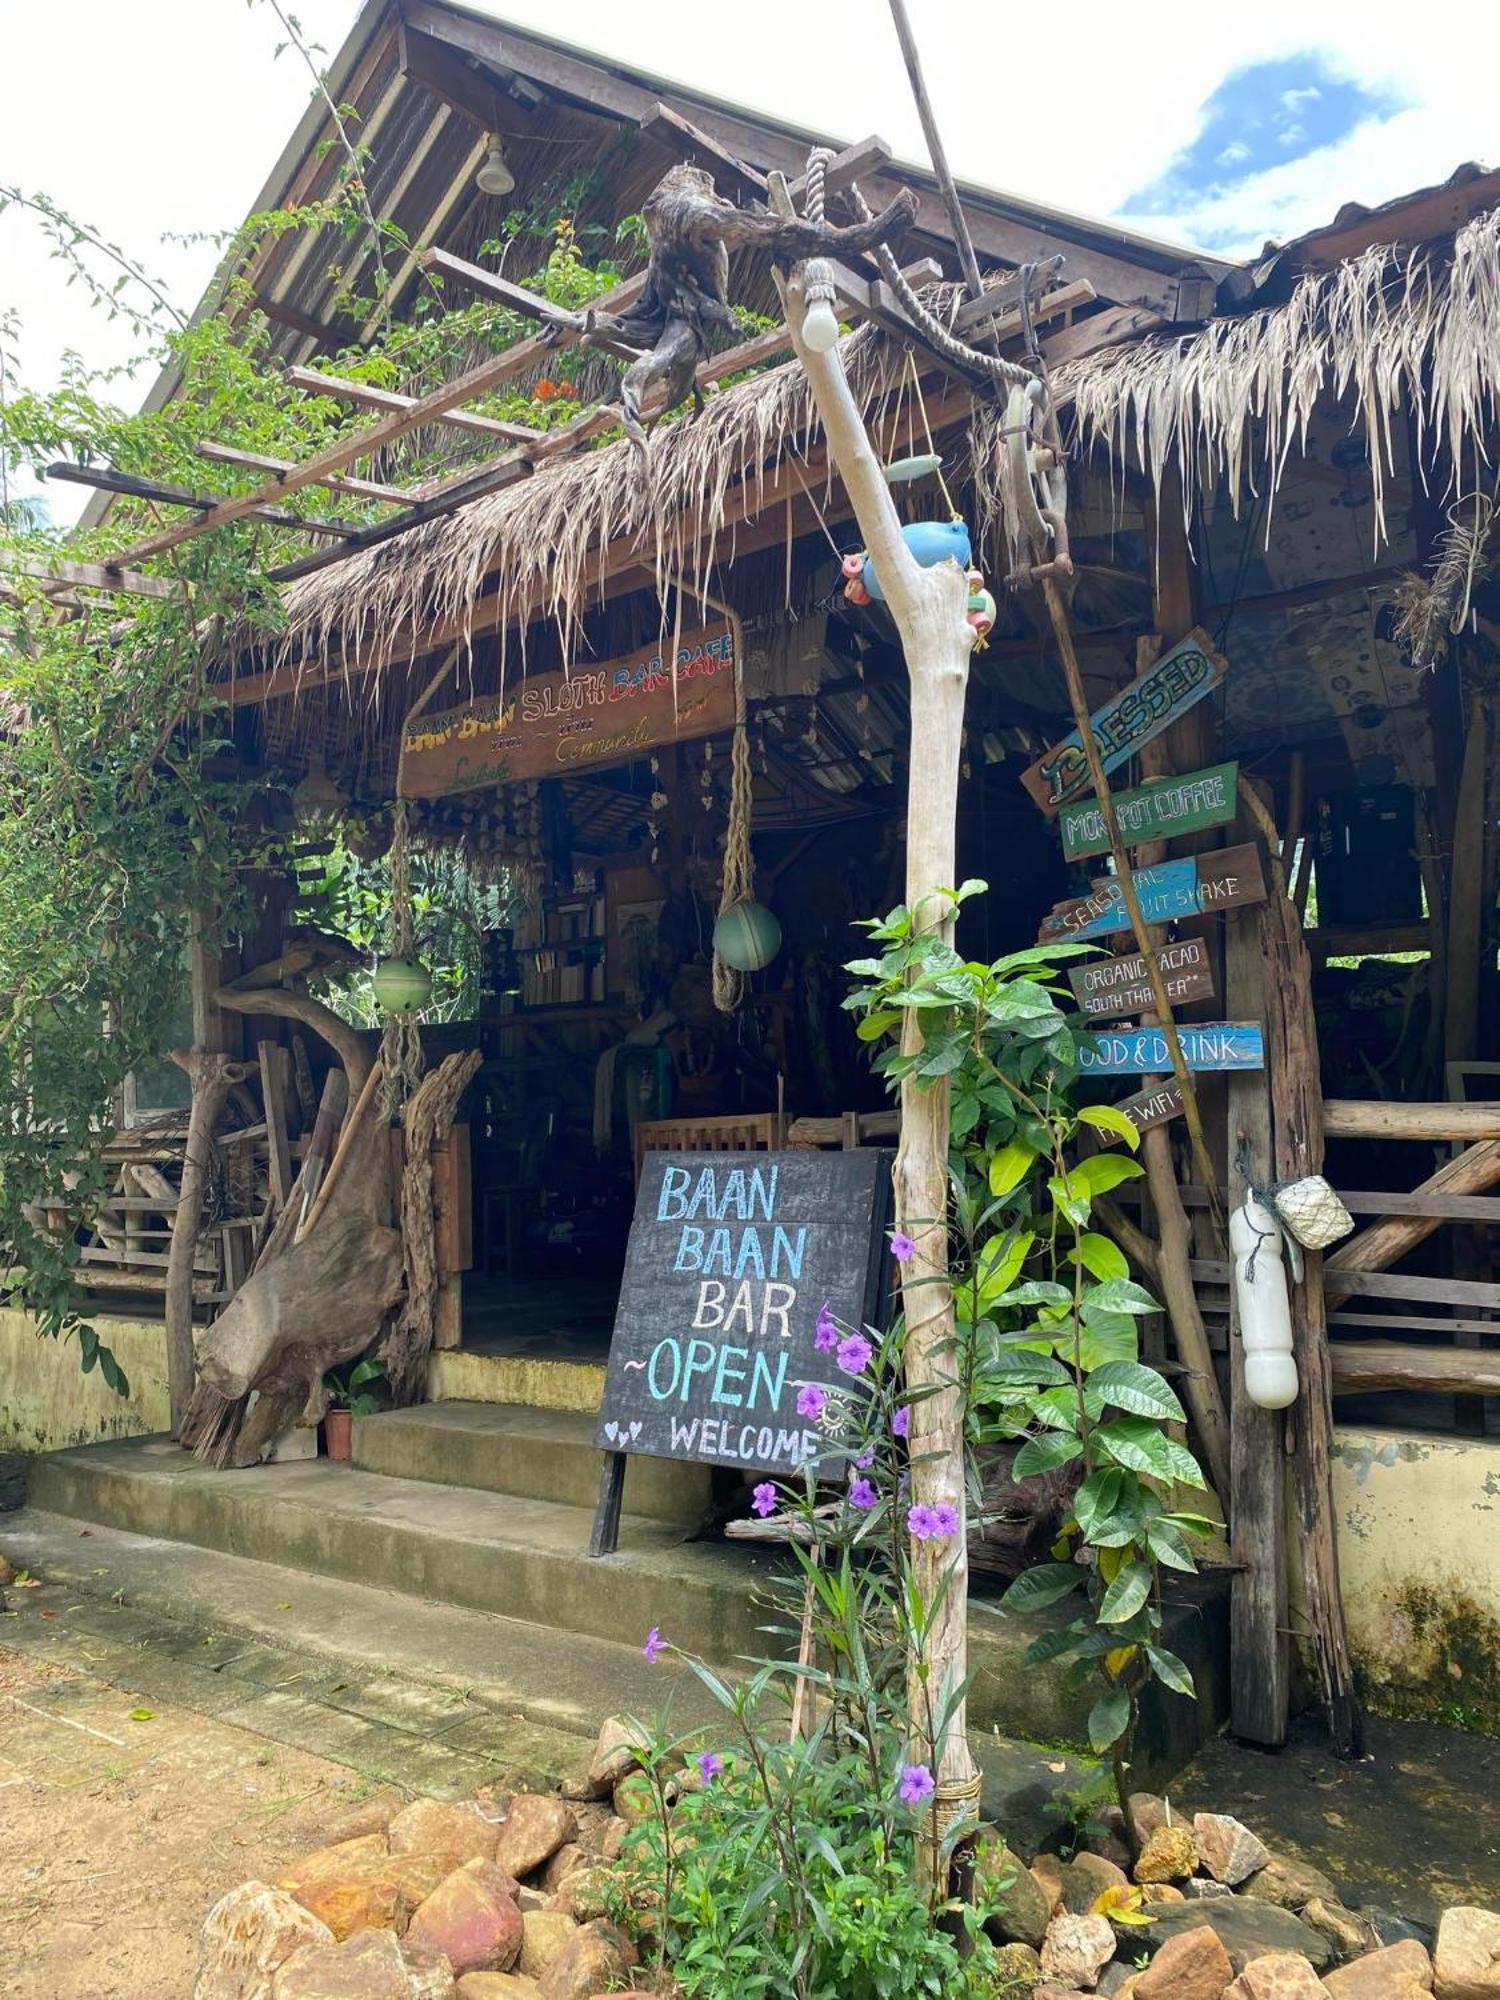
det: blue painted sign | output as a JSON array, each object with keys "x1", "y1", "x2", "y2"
[
  {"x1": 1040, "y1": 842, "x2": 1266, "y2": 942},
  {"x1": 1021, "y1": 629, "x2": 1230, "y2": 816},
  {"x1": 1078, "y1": 1023, "x2": 1265, "y2": 1074}
]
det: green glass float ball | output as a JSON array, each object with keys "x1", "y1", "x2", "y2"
[
  {"x1": 371, "y1": 956, "x2": 432, "y2": 1016},
  {"x1": 713, "y1": 899, "x2": 782, "y2": 972}
]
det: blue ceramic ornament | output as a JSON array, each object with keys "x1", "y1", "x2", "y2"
[
  {"x1": 713, "y1": 899, "x2": 782, "y2": 972},
  {"x1": 862, "y1": 518, "x2": 972, "y2": 602}
]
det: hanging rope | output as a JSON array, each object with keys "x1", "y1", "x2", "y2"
[
  {"x1": 379, "y1": 797, "x2": 426, "y2": 1115},
  {"x1": 677, "y1": 584, "x2": 755, "y2": 1015}
]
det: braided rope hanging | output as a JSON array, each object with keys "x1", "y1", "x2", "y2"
[
  {"x1": 379, "y1": 798, "x2": 426, "y2": 1115},
  {"x1": 688, "y1": 589, "x2": 753, "y2": 1015}
]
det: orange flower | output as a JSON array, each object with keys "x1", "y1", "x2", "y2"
[{"x1": 534, "y1": 378, "x2": 558, "y2": 401}]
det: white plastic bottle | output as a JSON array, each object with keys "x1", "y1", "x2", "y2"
[{"x1": 1231, "y1": 1197, "x2": 1299, "y2": 1410}]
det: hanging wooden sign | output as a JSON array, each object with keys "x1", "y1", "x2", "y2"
[
  {"x1": 1098, "y1": 1080, "x2": 1186, "y2": 1145},
  {"x1": 399, "y1": 621, "x2": 737, "y2": 799},
  {"x1": 1059, "y1": 761, "x2": 1239, "y2": 861},
  {"x1": 1040, "y1": 842, "x2": 1266, "y2": 943},
  {"x1": 1021, "y1": 629, "x2": 1230, "y2": 816},
  {"x1": 1068, "y1": 937, "x2": 1217, "y2": 1020},
  {"x1": 1079, "y1": 1023, "x2": 1265, "y2": 1074}
]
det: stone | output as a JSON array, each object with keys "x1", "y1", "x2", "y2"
[
  {"x1": 1041, "y1": 1912, "x2": 1116, "y2": 1989},
  {"x1": 1186, "y1": 1881, "x2": 1237, "y2": 1901},
  {"x1": 1194, "y1": 1814, "x2": 1271, "y2": 1888},
  {"x1": 585, "y1": 1716, "x2": 648, "y2": 1794},
  {"x1": 1302, "y1": 1900, "x2": 1380, "y2": 1966},
  {"x1": 1153, "y1": 1887, "x2": 1187, "y2": 1904},
  {"x1": 196, "y1": 1880, "x2": 336, "y2": 2000},
  {"x1": 407, "y1": 1860, "x2": 524, "y2": 1979},
  {"x1": 493, "y1": 1796, "x2": 578, "y2": 1881},
  {"x1": 1134, "y1": 1824, "x2": 1197, "y2": 1886},
  {"x1": 1322, "y1": 1938, "x2": 1434, "y2": 1998},
  {"x1": 1133, "y1": 1924, "x2": 1234, "y2": 2000},
  {"x1": 535, "y1": 1920, "x2": 636, "y2": 2000},
  {"x1": 1099, "y1": 1967, "x2": 1137, "y2": 1997},
  {"x1": 455, "y1": 1980, "x2": 539, "y2": 2000},
  {"x1": 288, "y1": 1866, "x2": 409, "y2": 1943},
  {"x1": 1033, "y1": 1854, "x2": 1068, "y2": 1912},
  {"x1": 991, "y1": 1941, "x2": 1043, "y2": 1996},
  {"x1": 1240, "y1": 1853, "x2": 1339, "y2": 1913},
  {"x1": 514, "y1": 1888, "x2": 549, "y2": 1915},
  {"x1": 389, "y1": 1801, "x2": 498, "y2": 1867},
  {"x1": 1370, "y1": 1914, "x2": 1437, "y2": 1955},
  {"x1": 1128, "y1": 1795, "x2": 1172, "y2": 1842},
  {"x1": 517, "y1": 1913, "x2": 578, "y2": 1980},
  {"x1": 318, "y1": 1800, "x2": 396, "y2": 1847},
  {"x1": 271, "y1": 1929, "x2": 421, "y2": 2000},
  {"x1": 399, "y1": 1941, "x2": 457, "y2": 2000},
  {"x1": 537, "y1": 1845, "x2": 585, "y2": 1895},
  {"x1": 277, "y1": 1833, "x2": 391, "y2": 1900},
  {"x1": 611, "y1": 1771, "x2": 656, "y2": 1825},
  {"x1": 1069, "y1": 1851, "x2": 1132, "y2": 1908},
  {"x1": 544, "y1": 1866, "x2": 611, "y2": 1925},
  {"x1": 1223, "y1": 1952, "x2": 1324, "y2": 1998},
  {"x1": 598, "y1": 1817, "x2": 631, "y2": 1863},
  {"x1": 976, "y1": 1831, "x2": 1053, "y2": 1948},
  {"x1": 1435, "y1": 1907, "x2": 1500, "y2": 1998},
  {"x1": 1135, "y1": 1901, "x2": 1334, "y2": 1975}
]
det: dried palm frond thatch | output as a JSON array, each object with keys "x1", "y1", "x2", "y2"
[
  {"x1": 981, "y1": 200, "x2": 1500, "y2": 555},
  {"x1": 1392, "y1": 492, "x2": 1496, "y2": 670}
]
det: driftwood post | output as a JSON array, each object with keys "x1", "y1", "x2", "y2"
[
  {"x1": 774, "y1": 175, "x2": 980, "y2": 1888},
  {"x1": 165, "y1": 1050, "x2": 253, "y2": 1434}
]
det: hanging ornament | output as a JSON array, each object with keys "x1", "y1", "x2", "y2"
[
  {"x1": 372, "y1": 957, "x2": 434, "y2": 1015},
  {"x1": 849, "y1": 518, "x2": 973, "y2": 604},
  {"x1": 1272, "y1": 1176, "x2": 1355, "y2": 1250},
  {"x1": 1231, "y1": 1199, "x2": 1299, "y2": 1410},
  {"x1": 883, "y1": 452, "x2": 944, "y2": 484},
  {"x1": 292, "y1": 752, "x2": 347, "y2": 821},
  {"x1": 713, "y1": 898, "x2": 782, "y2": 972}
]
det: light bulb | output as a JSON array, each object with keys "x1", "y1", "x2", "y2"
[
  {"x1": 801, "y1": 297, "x2": 840, "y2": 352},
  {"x1": 476, "y1": 141, "x2": 515, "y2": 198}
]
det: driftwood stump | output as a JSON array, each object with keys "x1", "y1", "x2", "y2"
[
  {"x1": 383, "y1": 1049, "x2": 482, "y2": 1404},
  {"x1": 165, "y1": 1051, "x2": 253, "y2": 1435}
]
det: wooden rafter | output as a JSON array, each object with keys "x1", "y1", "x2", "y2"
[
  {"x1": 46, "y1": 464, "x2": 363, "y2": 541},
  {"x1": 195, "y1": 441, "x2": 415, "y2": 505},
  {"x1": 0, "y1": 549, "x2": 188, "y2": 602}
]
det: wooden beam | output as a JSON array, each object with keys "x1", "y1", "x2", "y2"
[
  {"x1": 0, "y1": 549, "x2": 187, "y2": 602},
  {"x1": 102, "y1": 268, "x2": 651, "y2": 566},
  {"x1": 196, "y1": 441, "x2": 414, "y2": 505},
  {"x1": 1324, "y1": 1100, "x2": 1500, "y2": 1141},
  {"x1": 1325, "y1": 1139, "x2": 1500, "y2": 1304},
  {"x1": 420, "y1": 250, "x2": 640, "y2": 362},
  {"x1": 639, "y1": 101, "x2": 767, "y2": 203},
  {"x1": 255, "y1": 293, "x2": 360, "y2": 350},
  {"x1": 45, "y1": 464, "x2": 361, "y2": 541},
  {"x1": 286, "y1": 366, "x2": 543, "y2": 445},
  {"x1": 1331, "y1": 1341, "x2": 1500, "y2": 1397}
]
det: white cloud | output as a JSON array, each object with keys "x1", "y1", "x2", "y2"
[
  {"x1": 1217, "y1": 142, "x2": 1254, "y2": 167},
  {"x1": 1281, "y1": 85, "x2": 1322, "y2": 111}
]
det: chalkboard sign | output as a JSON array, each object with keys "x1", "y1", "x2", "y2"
[{"x1": 590, "y1": 1150, "x2": 891, "y2": 1549}]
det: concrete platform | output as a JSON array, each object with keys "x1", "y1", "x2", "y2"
[
  {"x1": 23, "y1": 1432, "x2": 1229, "y2": 1770},
  {"x1": 352, "y1": 1400, "x2": 713, "y2": 1526}
]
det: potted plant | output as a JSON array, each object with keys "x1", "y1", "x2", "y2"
[{"x1": 322, "y1": 1356, "x2": 387, "y2": 1461}]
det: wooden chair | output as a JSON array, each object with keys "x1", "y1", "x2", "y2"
[{"x1": 633, "y1": 1112, "x2": 779, "y2": 1185}]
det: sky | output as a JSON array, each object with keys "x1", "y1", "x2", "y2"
[{"x1": 3, "y1": 0, "x2": 1498, "y2": 519}]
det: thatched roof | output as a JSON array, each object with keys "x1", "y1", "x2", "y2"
[{"x1": 267, "y1": 201, "x2": 1500, "y2": 684}]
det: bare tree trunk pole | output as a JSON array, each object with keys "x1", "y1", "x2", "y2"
[
  {"x1": 165, "y1": 1051, "x2": 253, "y2": 1435},
  {"x1": 776, "y1": 197, "x2": 980, "y2": 1892}
]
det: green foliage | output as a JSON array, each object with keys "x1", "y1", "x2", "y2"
[
  {"x1": 323, "y1": 1354, "x2": 387, "y2": 1416},
  {"x1": 843, "y1": 882, "x2": 1213, "y2": 1829}
]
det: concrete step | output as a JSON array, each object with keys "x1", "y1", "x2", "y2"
[
  {"x1": 352, "y1": 1401, "x2": 712, "y2": 1526},
  {"x1": 25, "y1": 1435, "x2": 1228, "y2": 1770},
  {"x1": 428, "y1": 1347, "x2": 605, "y2": 1416},
  {"x1": 0, "y1": 1505, "x2": 1102, "y2": 1852}
]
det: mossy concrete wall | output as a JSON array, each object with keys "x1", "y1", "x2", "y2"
[
  {"x1": 0, "y1": 1308, "x2": 170, "y2": 1453},
  {"x1": 1333, "y1": 1425, "x2": 1500, "y2": 1733}
]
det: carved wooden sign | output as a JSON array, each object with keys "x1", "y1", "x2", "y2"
[
  {"x1": 399, "y1": 622, "x2": 737, "y2": 799},
  {"x1": 1059, "y1": 761, "x2": 1239, "y2": 861},
  {"x1": 1021, "y1": 630, "x2": 1230, "y2": 816},
  {"x1": 1079, "y1": 1023, "x2": 1265, "y2": 1074},
  {"x1": 1067, "y1": 937, "x2": 1216, "y2": 1020},
  {"x1": 1040, "y1": 842, "x2": 1266, "y2": 943},
  {"x1": 1098, "y1": 1079, "x2": 1186, "y2": 1144}
]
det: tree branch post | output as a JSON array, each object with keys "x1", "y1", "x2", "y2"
[
  {"x1": 165, "y1": 1050, "x2": 253, "y2": 1435},
  {"x1": 776, "y1": 181, "x2": 981, "y2": 1890}
]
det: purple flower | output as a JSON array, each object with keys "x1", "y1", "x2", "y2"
[
  {"x1": 907, "y1": 1503, "x2": 938, "y2": 1540},
  {"x1": 892, "y1": 1406, "x2": 910, "y2": 1439},
  {"x1": 891, "y1": 1231, "x2": 916, "y2": 1262},
  {"x1": 848, "y1": 1476, "x2": 878, "y2": 1510},
  {"x1": 697, "y1": 1751, "x2": 723, "y2": 1784},
  {"x1": 814, "y1": 1300, "x2": 839, "y2": 1352},
  {"x1": 796, "y1": 1383, "x2": 827, "y2": 1421},
  {"x1": 751, "y1": 1481, "x2": 777, "y2": 1518},
  {"x1": 932, "y1": 1502, "x2": 960, "y2": 1537},
  {"x1": 856, "y1": 1448, "x2": 875, "y2": 1470},
  {"x1": 898, "y1": 1763, "x2": 936, "y2": 1808},
  {"x1": 836, "y1": 1332, "x2": 873, "y2": 1376},
  {"x1": 643, "y1": 1626, "x2": 664, "y2": 1664}
]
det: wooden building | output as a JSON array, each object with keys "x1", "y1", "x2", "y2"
[{"x1": 14, "y1": 0, "x2": 1500, "y2": 1750}]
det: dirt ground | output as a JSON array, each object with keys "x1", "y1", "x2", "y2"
[{"x1": 0, "y1": 1644, "x2": 396, "y2": 2000}]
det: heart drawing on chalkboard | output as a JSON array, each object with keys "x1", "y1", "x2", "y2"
[{"x1": 603, "y1": 1420, "x2": 643, "y2": 1448}]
